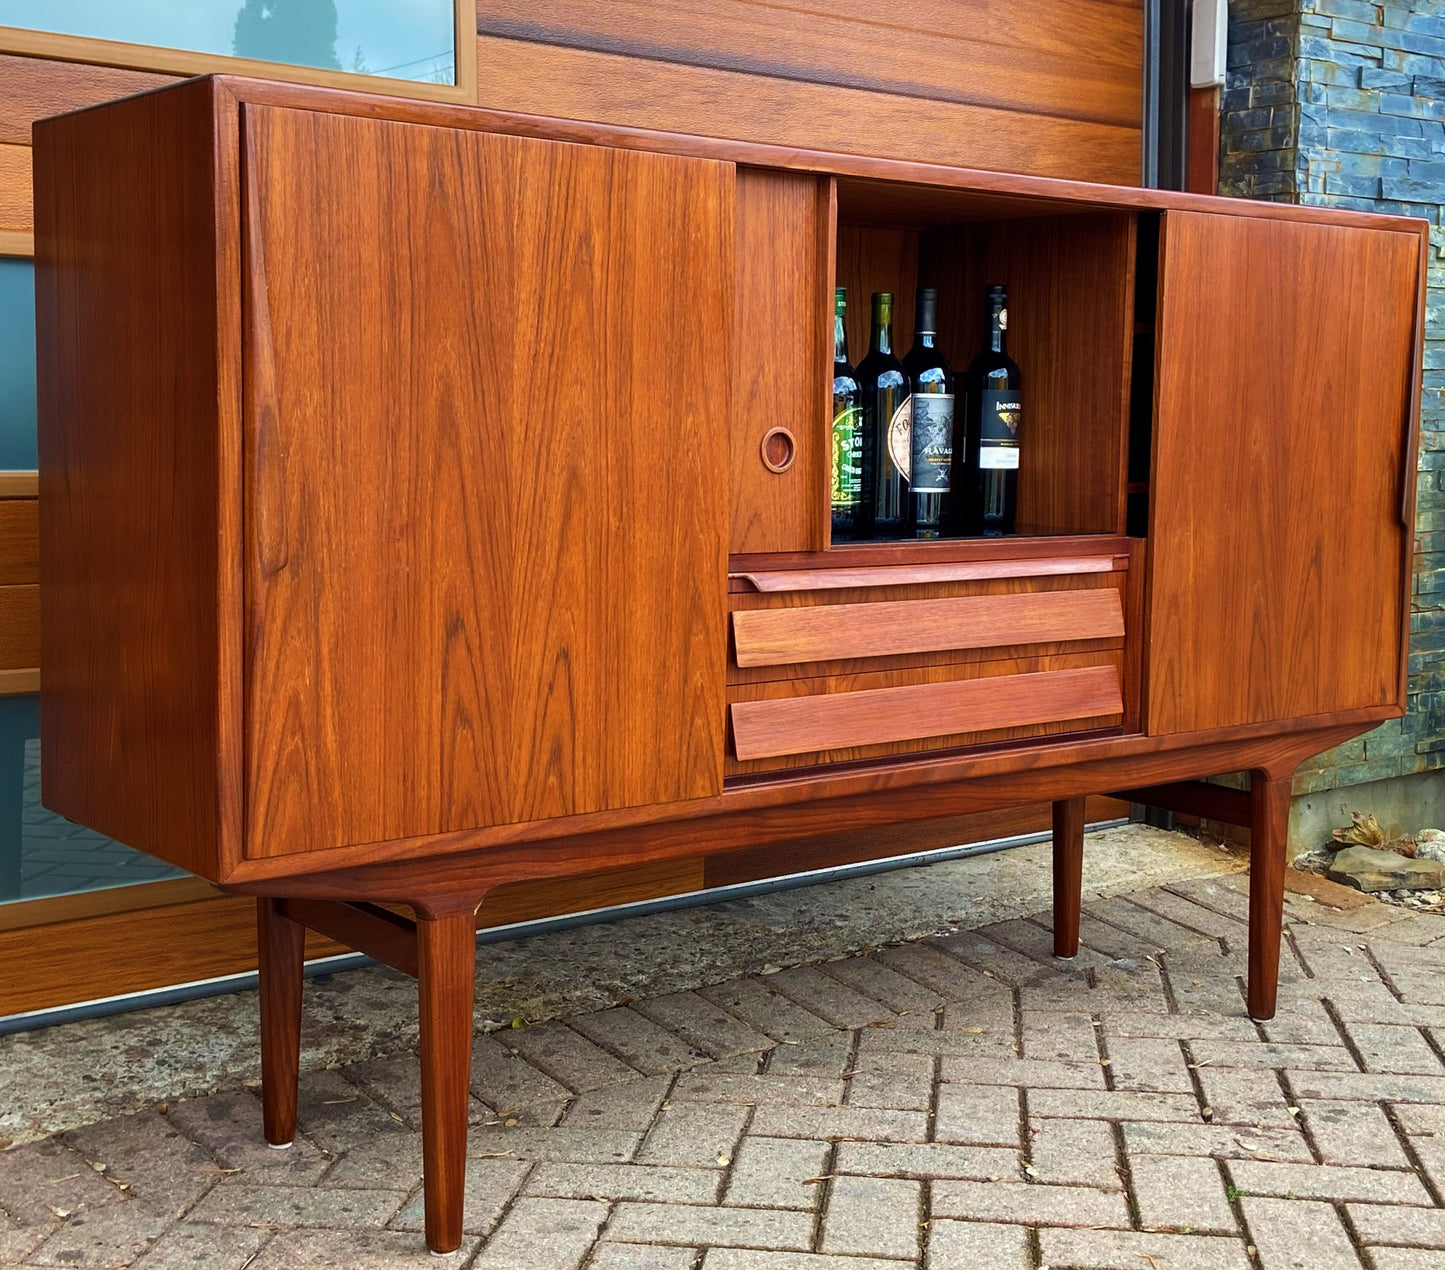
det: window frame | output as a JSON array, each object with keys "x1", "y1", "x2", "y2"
[{"x1": 0, "y1": 2, "x2": 477, "y2": 104}]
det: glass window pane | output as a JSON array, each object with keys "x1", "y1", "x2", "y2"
[
  {"x1": 0, "y1": 260, "x2": 37, "y2": 471},
  {"x1": 0, "y1": 1, "x2": 457, "y2": 85},
  {"x1": 0, "y1": 698, "x2": 186, "y2": 904}
]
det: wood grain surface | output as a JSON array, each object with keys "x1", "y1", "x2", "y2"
[
  {"x1": 1148, "y1": 212, "x2": 1420, "y2": 733},
  {"x1": 0, "y1": 143, "x2": 32, "y2": 235},
  {"x1": 722, "y1": 637, "x2": 1128, "y2": 770},
  {"x1": 280, "y1": 899, "x2": 420, "y2": 978},
  {"x1": 32, "y1": 75, "x2": 1426, "y2": 904},
  {"x1": 835, "y1": 225, "x2": 920, "y2": 368},
  {"x1": 34, "y1": 78, "x2": 229, "y2": 877},
  {"x1": 476, "y1": 0, "x2": 1143, "y2": 128},
  {"x1": 0, "y1": 498, "x2": 38, "y2": 586},
  {"x1": 702, "y1": 795, "x2": 1130, "y2": 888},
  {"x1": 257, "y1": 898, "x2": 305, "y2": 1145},
  {"x1": 732, "y1": 554, "x2": 1117, "y2": 592},
  {"x1": 0, "y1": 859, "x2": 705, "y2": 1015},
  {"x1": 728, "y1": 575, "x2": 1129, "y2": 690},
  {"x1": 0, "y1": 54, "x2": 176, "y2": 146},
  {"x1": 0, "y1": 583, "x2": 38, "y2": 670},
  {"x1": 162, "y1": 78, "x2": 1425, "y2": 236},
  {"x1": 222, "y1": 718, "x2": 1380, "y2": 897},
  {"x1": 473, "y1": 38, "x2": 1142, "y2": 187},
  {"x1": 416, "y1": 909, "x2": 478, "y2": 1252},
  {"x1": 732, "y1": 168, "x2": 830, "y2": 554},
  {"x1": 732, "y1": 589, "x2": 1124, "y2": 667},
  {"x1": 839, "y1": 211, "x2": 1134, "y2": 536},
  {"x1": 984, "y1": 214, "x2": 1135, "y2": 535},
  {"x1": 1051, "y1": 796, "x2": 1085, "y2": 956},
  {"x1": 242, "y1": 104, "x2": 731, "y2": 857},
  {"x1": 731, "y1": 663, "x2": 1123, "y2": 759},
  {"x1": 1246, "y1": 771, "x2": 1292, "y2": 1020}
]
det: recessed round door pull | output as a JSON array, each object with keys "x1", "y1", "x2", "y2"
[{"x1": 760, "y1": 426, "x2": 796, "y2": 473}]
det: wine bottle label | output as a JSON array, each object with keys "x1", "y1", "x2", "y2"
[
  {"x1": 831, "y1": 403, "x2": 862, "y2": 507},
  {"x1": 886, "y1": 396, "x2": 913, "y2": 483},
  {"x1": 979, "y1": 389, "x2": 1021, "y2": 471},
  {"x1": 910, "y1": 394, "x2": 953, "y2": 492}
]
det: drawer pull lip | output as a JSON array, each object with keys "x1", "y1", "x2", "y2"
[
  {"x1": 733, "y1": 589, "x2": 1125, "y2": 668},
  {"x1": 731, "y1": 555, "x2": 1117, "y2": 591},
  {"x1": 730, "y1": 664, "x2": 1123, "y2": 761}
]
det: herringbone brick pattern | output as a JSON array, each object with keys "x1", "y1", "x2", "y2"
[{"x1": 7, "y1": 873, "x2": 1445, "y2": 1268}]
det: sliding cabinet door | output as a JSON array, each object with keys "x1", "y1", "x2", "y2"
[
  {"x1": 1147, "y1": 211, "x2": 1421, "y2": 734},
  {"x1": 242, "y1": 105, "x2": 732, "y2": 858}
]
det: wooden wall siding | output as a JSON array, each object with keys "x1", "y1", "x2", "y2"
[
  {"x1": 0, "y1": 144, "x2": 31, "y2": 242},
  {"x1": 0, "y1": 792, "x2": 1132, "y2": 1015},
  {"x1": 0, "y1": 857, "x2": 705, "y2": 1017},
  {"x1": 0, "y1": 492, "x2": 39, "y2": 689},
  {"x1": 472, "y1": 17, "x2": 1144, "y2": 187},
  {"x1": 0, "y1": 54, "x2": 180, "y2": 253},
  {"x1": 1148, "y1": 212, "x2": 1420, "y2": 733},
  {"x1": 0, "y1": 54, "x2": 177, "y2": 146},
  {"x1": 477, "y1": 0, "x2": 1143, "y2": 125},
  {"x1": 243, "y1": 106, "x2": 731, "y2": 858}
]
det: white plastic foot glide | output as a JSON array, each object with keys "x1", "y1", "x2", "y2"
[{"x1": 266, "y1": 1140, "x2": 294, "y2": 1150}]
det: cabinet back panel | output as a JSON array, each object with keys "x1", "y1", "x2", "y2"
[
  {"x1": 841, "y1": 213, "x2": 1133, "y2": 539},
  {"x1": 922, "y1": 214, "x2": 1134, "y2": 536},
  {"x1": 731, "y1": 169, "x2": 831, "y2": 554},
  {"x1": 242, "y1": 105, "x2": 731, "y2": 858},
  {"x1": 1148, "y1": 211, "x2": 1419, "y2": 733},
  {"x1": 986, "y1": 214, "x2": 1135, "y2": 536},
  {"x1": 835, "y1": 226, "x2": 921, "y2": 366}
]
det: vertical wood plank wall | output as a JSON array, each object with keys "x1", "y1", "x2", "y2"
[{"x1": 0, "y1": 5, "x2": 1145, "y2": 1008}]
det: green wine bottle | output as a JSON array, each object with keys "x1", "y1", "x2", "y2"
[
  {"x1": 831, "y1": 289, "x2": 863, "y2": 541},
  {"x1": 856, "y1": 292, "x2": 909, "y2": 539}
]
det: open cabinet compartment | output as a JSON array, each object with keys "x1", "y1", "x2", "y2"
[
  {"x1": 830, "y1": 176, "x2": 1145, "y2": 545},
  {"x1": 724, "y1": 168, "x2": 1160, "y2": 777}
]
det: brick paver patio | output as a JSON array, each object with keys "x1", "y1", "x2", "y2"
[{"x1": 6, "y1": 869, "x2": 1445, "y2": 1268}]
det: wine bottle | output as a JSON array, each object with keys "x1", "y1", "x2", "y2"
[
  {"x1": 855, "y1": 291, "x2": 909, "y2": 539},
  {"x1": 830, "y1": 288, "x2": 863, "y2": 541},
  {"x1": 901, "y1": 287, "x2": 954, "y2": 538},
  {"x1": 954, "y1": 284, "x2": 1022, "y2": 535}
]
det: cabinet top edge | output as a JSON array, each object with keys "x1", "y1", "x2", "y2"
[{"x1": 31, "y1": 72, "x2": 1430, "y2": 238}]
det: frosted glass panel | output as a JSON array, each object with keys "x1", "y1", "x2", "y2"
[{"x1": 0, "y1": 1, "x2": 457, "y2": 84}]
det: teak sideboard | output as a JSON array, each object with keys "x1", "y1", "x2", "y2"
[{"x1": 33, "y1": 76, "x2": 1426, "y2": 1252}]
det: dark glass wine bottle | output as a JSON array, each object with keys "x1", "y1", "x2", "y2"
[
  {"x1": 954, "y1": 284, "x2": 1022, "y2": 536},
  {"x1": 901, "y1": 287, "x2": 954, "y2": 538},
  {"x1": 855, "y1": 291, "x2": 909, "y2": 539},
  {"x1": 830, "y1": 288, "x2": 863, "y2": 541}
]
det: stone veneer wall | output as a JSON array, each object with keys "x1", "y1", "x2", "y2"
[{"x1": 1223, "y1": 0, "x2": 1445, "y2": 796}]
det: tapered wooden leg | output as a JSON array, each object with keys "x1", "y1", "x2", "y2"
[
  {"x1": 417, "y1": 908, "x2": 477, "y2": 1255},
  {"x1": 257, "y1": 897, "x2": 305, "y2": 1146},
  {"x1": 1052, "y1": 796, "x2": 1085, "y2": 958},
  {"x1": 1247, "y1": 771, "x2": 1293, "y2": 1021}
]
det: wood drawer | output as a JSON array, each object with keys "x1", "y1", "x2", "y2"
[
  {"x1": 725, "y1": 546, "x2": 1140, "y2": 775},
  {"x1": 733, "y1": 663, "x2": 1122, "y2": 760},
  {"x1": 733, "y1": 588, "x2": 1124, "y2": 668}
]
